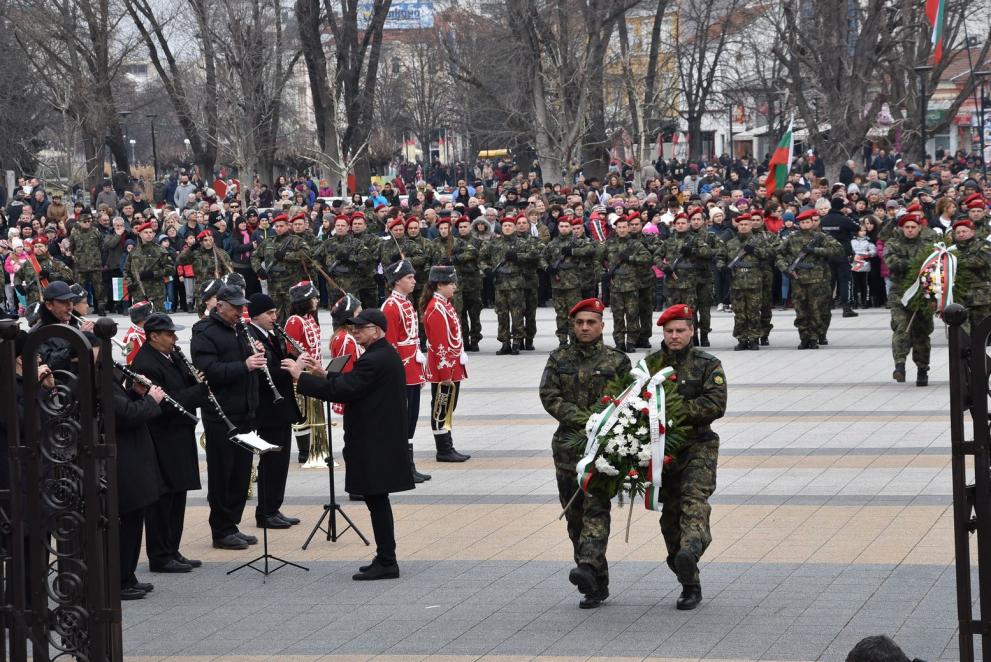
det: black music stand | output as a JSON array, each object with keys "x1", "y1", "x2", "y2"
[
  {"x1": 228, "y1": 434, "x2": 309, "y2": 578},
  {"x1": 302, "y1": 355, "x2": 370, "y2": 549}
]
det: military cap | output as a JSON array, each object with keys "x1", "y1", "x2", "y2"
[
  {"x1": 404, "y1": 216, "x2": 421, "y2": 228},
  {"x1": 387, "y1": 217, "x2": 405, "y2": 231},
  {"x1": 428, "y1": 265, "x2": 457, "y2": 284},
  {"x1": 135, "y1": 222, "x2": 154, "y2": 233},
  {"x1": 952, "y1": 219, "x2": 975, "y2": 231},
  {"x1": 223, "y1": 272, "x2": 246, "y2": 290},
  {"x1": 904, "y1": 202, "x2": 922, "y2": 214},
  {"x1": 334, "y1": 214, "x2": 351, "y2": 225},
  {"x1": 31, "y1": 235, "x2": 49, "y2": 245},
  {"x1": 964, "y1": 194, "x2": 987, "y2": 210},
  {"x1": 331, "y1": 292, "x2": 362, "y2": 323},
  {"x1": 196, "y1": 229, "x2": 212, "y2": 241},
  {"x1": 290, "y1": 212, "x2": 307, "y2": 223},
  {"x1": 735, "y1": 213, "x2": 751, "y2": 223},
  {"x1": 272, "y1": 213, "x2": 289, "y2": 224},
  {"x1": 199, "y1": 279, "x2": 223, "y2": 301},
  {"x1": 898, "y1": 213, "x2": 923, "y2": 227},
  {"x1": 129, "y1": 300, "x2": 154, "y2": 323},
  {"x1": 289, "y1": 280, "x2": 319, "y2": 303},
  {"x1": 435, "y1": 217, "x2": 452, "y2": 228},
  {"x1": 569, "y1": 298, "x2": 605, "y2": 317},
  {"x1": 673, "y1": 212, "x2": 688, "y2": 222},
  {"x1": 69, "y1": 283, "x2": 86, "y2": 299},
  {"x1": 385, "y1": 260, "x2": 415, "y2": 284},
  {"x1": 657, "y1": 304, "x2": 694, "y2": 327},
  {"x1": 796, "y1": 209, "x2": 818, "y2": 222}
]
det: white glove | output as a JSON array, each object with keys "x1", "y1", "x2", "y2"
[
  {"x1": 415, "y1": 349, "x2": 426, "y2": 365},
  {"x1": 459, "y1": 350, "x2": 468, "y2": 365}
]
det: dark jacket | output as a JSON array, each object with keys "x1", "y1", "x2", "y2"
[
  {"x1": 113, "y1": 379, "x2": 163, "y2": 514},
  {"x1": 245, "y1": 323, "x2": 302, "y2": 427},
  {"x1": 296, "y1": 337, "x2": 413, "y2": 495},
  {"x1": 130, "y1": 344, "x2": 208, "y2": 492},
  {"x1": 190, "y1": 310, "x2": 259, "y2": 426},
  {"x1": 820, "y1": 211, "x2": 860, "y2": 255}
]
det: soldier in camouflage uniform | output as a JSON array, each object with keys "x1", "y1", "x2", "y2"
[
  {"x1": 22, "y1": 237, "x2": 74, "y2": 304},
  {"x1": 479, "y1": 217, "x2": 541, "y2": 355},
  {"x1": 750, "y1": 211, "x2": 779, "y2": 345},
  {"x1": 602, "y1": 216, "x2": 652, "y2": 352},
  {"x1": 321, "y1": 215, "x2": 363, "y2": 295},
  {"x1": 570, "y1": 220, "x2": 601, "y2": 299},
  {"x1": 688, "y1": 208, "x2": 719, "y2": 346},
  {"x1": 68, "y1": 214, "x2": 106, "y2": 313},
  {"x1": 515, "y1": 215, "x2": 544, "y2": 351},
  {"x1": 961, "y1": 193, "x2": 990, "y2": 240},
  {"x1": 951, "y1": 218, "x2": 991, "y2": 334},
  {"x1": 176, "y1": 230, "x2": 234, "y2": 302},
  {"x1": 349, "y1": 212, "x2": 381, "y2": 308},
  {"x1": 774, "y1": 210, "x2": 844, "y2": 349},
  {"x1": 124, "y1": 222, "x2": 174, "y2": 313},
  {"x1": 629, "y1": 213, "x2": 659, "y2": 348},
  {"x1": 652, "y1": 304, "x2": 727, "y2": 610},
  {"x1": 455, "y1": 218, "x2": 484, "y2": 351},
  {"x1": 402, "y1": 217, "x2": 433, "y2": 346},
  {"x1": 544, "y1": 217, "x2": 592, "y2": 347},
  {"x1": 655, "y1": 214, "x2": 707, "y2": 339},
  {"x1": 250, "y1": 214, "x2": 312, "y2": 322},
  {"x1": 883, "y1": 213, "x2": 935, "y2": 386},
  {"x1": 539, "y1": 297, "x2": 632, "y2": 609},
  {"x1": 720, "y1": 214, "x2": 768, "y2": 350}
]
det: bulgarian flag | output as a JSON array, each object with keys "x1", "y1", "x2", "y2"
[
  {"x1": 764, "y1": 117, "x2": 794, "y2": 196},
  {"x1": 926, "y1": 0, "x2": 945, "y2": 63}
]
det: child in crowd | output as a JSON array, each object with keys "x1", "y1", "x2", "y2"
[{"x1": 850, "y1": 221, "x2": 877, "y2": 308}]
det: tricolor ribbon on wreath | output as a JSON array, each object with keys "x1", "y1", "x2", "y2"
[
  {"x1": 900, "y1": 242, "x2": 957, "y2": 314},
  {"x1": 575, "y1": 358, "x2": 675, "y2": 512}
]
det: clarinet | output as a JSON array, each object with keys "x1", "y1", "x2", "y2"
[
  {"x1": 237, "y1": 318, "x2": 284, "y2": 403},
  {"x1": 114, "y1": 361, "x2": 199, "y2": 422},
  {"x1": 273, "y1": 325, "x2": 307, "y2": 357},
  {"x1": 172, "y1": 345, "x2": 237, "y2": 436}
]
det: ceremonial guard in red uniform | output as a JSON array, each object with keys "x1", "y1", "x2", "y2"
[
  {"x1": 284, "y1": 281, "x2": 328, "y2": 466},
  {"x1": 381, "y1": 260, "x2": 431, "y2": 483},
  {"x1": 328, "y1": 293, "x2": 364, "y2": 416},
  {"x1": 421, "y1": 265, "x2": 470, "y2": 462},
  {"x1": 122, "y1": 300, "x2": 154, "y2": 364}
]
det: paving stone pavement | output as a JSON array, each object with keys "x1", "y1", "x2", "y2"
[{"x1": 112, "y1": 305, "x2": 970, "y2": 662}]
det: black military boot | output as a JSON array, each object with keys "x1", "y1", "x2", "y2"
[
  {"x1": 568, "y1": 563, "x2": 597, "y2": 596},
  {"x1": 699, "y1": 333, "x2": 710, "y2": 347},
  {"x1": 806, "y1": 338, "x2": 819, "y2": 349},
  {"x1": 510, "y1": 342, "x2": 520, "y2": 355},
  {"x1": 465, "y1": 343, "x2": 480, "y2": 352},
  {"x1": 635, "y1": 339, "x2": 652, "y2": 349},
  {"x1": 674, "y1": 549, "x2": 698, "y2": 586},
  {"x1": 916, "y1": 367, "x2": 929, "y2": 387},
  {"x1": 676, "y1": 584, "x2": 702, "y2": 610},
  {"x1": 842, "y1": 306, "x2": 859, "y2": 318},
  {"x1": 580, "y1": 587, "x2": 609, "y2": 609},
  {"x1": 522, "y1": 339, "x2": 535, "y2": 351},
  {"x1": 797, "y1": 339, "x2": 809, "y2": 350},
  {"x1": 818, "y1": 336, "x2": 829, "y2": 346},
  {"x1": 759, "y1": 336, "x2": 769, "y2": 346},
  {"x1": 496, "y1": 342, "x2": 513, "y2": 355},
  {"x1": 747, "y1": 339, "x2": 759, "y2": 350},
  {"x1": 892, "y1": 362, "x2": 906, "y2": 383},
  {"x1": 409, "y1": 443, "x2": 431, "y2": 483},
  {"x1": 734, "y1": 341, "x2": 748, "y2": 351},
  {"x1": 436, "y1": 433, "x2": 470, "y2": 462}
]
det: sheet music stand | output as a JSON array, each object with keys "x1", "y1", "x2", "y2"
[
  {"x1": 302, "y1": 355, "x2": 370, "y2": 549},
  {"x1": 228, "y1": 433, "x2": 309, "y2": 578}
]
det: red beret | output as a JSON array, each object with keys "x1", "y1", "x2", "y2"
[
  {"x1": 569, "y1": 298, "x2": 605, "y2": 317},
  {"x1": 374, "y1": 204, "x2": 387, "y2": 211},
  {"x1": 673, "y1": 212, "x2": 688, "y2": 222},
  {"x1": 290, "y1": 213, "x2": 306, "y2": 223},
  {"x1": 966, "y1": 197, "x2": 987, "y2": 210},
  {"x1": 135, "y1": 222, "x2": 154, "y2": 232},
  {"x1": 333, "y1": 214, "x2": 351, "y2": 225},
  {"x1": 569, "y1": 217, "x2": 584, "y2": 226},
  {"x1": 272, "y1": 213, "x2": 289, "y2": 224},
  {"x1": 627, "y1": 211, "x2": 641, "y2": 221},
  {"x1": 435, "y1": 217, "x2": 452, "y2": 228},
  {"x1": 386, "y1": 217, "x2": 405, "y2": 230},
  {"x1": 735, "y1": 213, "x2": 751, "y2": 223},
  {"x1": 196, "y1": 230, "x2": 212, "y2": 240},
  {"x1": 657, "y1": 304, "x2": 694, "y2": 327},
  {"x1": 404, "y1": 216, "x2": 420, "y2": 227},
  {"x1": 500, "y1": 216, "x2": 517, "y2": 225},
  {"x1": 953, "y1": 219, "x2": 975, "y2": 230},
  {"x1": 898, "y1": 213, "x2": 922, "y2": 227},
  {"x1": 351, "y1": 211, "x2": 366, "y2": 220},
  {"x1": 796, "y1": 209, "x2": 818, "y2": 222},
  {"x1": 904, "y1": 202, "x2": 922, "y2": 214},
  {"x1": 32, "y1": 235, "x2": 49, "y2": 246},
  {"x1": 963, "y1": 192, "x2": 982, "y2": 206},
  {"x1": 687, "y1": 207, "x2": 704, "y2": 218}
]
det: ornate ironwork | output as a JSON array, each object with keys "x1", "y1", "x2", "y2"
[{"x1": 0, "y1": 318, "x2": 122, "y2": 661}]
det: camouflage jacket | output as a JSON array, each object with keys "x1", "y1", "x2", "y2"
[
  {"x1": 755, "y1": 229, "x2": 781, "y2": 270},
  {"x1": 68, "y1": 225, "x2": 105, "y2": 271},
  {"x1": 543, "y1": 234, "x2": 598, "y2": 291},
  {"x1": 479, "y1": 234, "x2": 542, "y2": 290},
  {"x1": 774, "y1": 229, "x2": 843, "y2": 284},
  {"x1": 577, "y1": 237, "x2": 603, "y2": 290},
  {"x1": 177, "y1": 245, "x2": 234, "y2": 282},
  {"x1": 320, "y1": 233, "x2": 367, "y2": 278},
  {"x1": 517, "y1": 234, "x2": 545, "y2": 289},
  {"x1": 351, "y1": 231, "x2": 383, "y2": 276},
  {"x1": 124, "y1": 242, "x2": 173, "y2": 294},
  {"x1": 436, "y1": 235, "x2": 482, "y2": 288},
  {"x1": 654, "y1": 230, "x2": 713, "y2": 289},
  {"x1": 401, "y1": 236, "x2": 432, "y2": 283},
  {"x1": 689, "y1": 228, "x2": 720, "y2": 280},
  {"x1": 884, "y1": 234, "x2": 931, "y2": 302},
  {"x1": 721, "y1": 233, "x2": 770, "y2": 289},
  {"x1": 648, "y1": 344, "x2": 727, "y2": 443},
  {"x1": 539, "y1": 338, "x2": 632, "y2": 442},
  {"x1": 954, "y1": 237, "x2": 991, "y2": 306},
  {"x1": 250, "y1": 232, "x2": 311, "y2": 280},
  {"x1": 23, "y1": 255, "x2": 74, "y2": 302},
  {"x1": 602, "y1": 235, "x2": 652, "y2": 293}
]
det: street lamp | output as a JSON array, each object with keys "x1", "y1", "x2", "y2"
[
  {"x1": 183, "y1": 138, "x2": 191, "y2": 154},
  {"x1": 129, "y1": 139, "x2": 136, "y2": 166},
  {"x1": 913, "y1": 64, "x2": 934, "y2": 163},
  {"x1": 974, "y1": 71, "x2": 990, "y2": 178},
  {"x1": 146, "y1": 114, "x2": 159, "y2": 179}
]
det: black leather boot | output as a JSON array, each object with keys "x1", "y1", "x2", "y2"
[
  {"x1": 522, "y1": 339, "x2": 535, "y2": 351},
  {"x1": 699, "y1": 333, "x2": 709, "y2": 347},
  {"x1": 496, "y1": 342, "x2": 513, "y2": 355},
  {"x1": 296, "y1": 434, "x2": 310, "y2": 464},
  {"x1": 892, "y1": 362, "x2": 906, "y2": 383},
  {"x1": 676, "y1": 585, "x2": 702, "y2": 610},
  {"x1": 916, "y1": 367, "x2": 929, "y2": 387},
  {"x1": 409, "y1": 443, "x2": 431, "y2": 483},
  {"x1": 436, "y1": 433, "x2": 470, "y2": 462}
]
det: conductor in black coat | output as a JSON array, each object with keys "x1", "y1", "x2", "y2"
[
  {"x1": 283, "y1": 308, "x2": 414, "y2": 580},
  {"x1": 245, "y1": 293, "x2": 302, "y2": 529},
  {"x1": 130, "y1": 313, "x2": 208, "y2": 573}
]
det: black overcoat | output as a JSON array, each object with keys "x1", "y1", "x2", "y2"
[
  {"x1": 297, "y1": 337, "x2": 413, "y2": 495},
  {"x1": 113, "y1": 381, "x2": 163, "y2": 514}
]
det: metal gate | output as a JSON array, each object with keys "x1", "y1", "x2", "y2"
[
  {"x1": 947, "y1": 304, "x2": 991, "y2": 662},
  {"x1": 0, "y1": 318, "x2": 122, "y2": 661}
]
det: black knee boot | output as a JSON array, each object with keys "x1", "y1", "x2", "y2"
[
  {"x1": 435, "y1": 433, "x2": 470, "y2": 462},
  {"x1": 410, "y1": 443, "x2": 431, "y2": 483}
]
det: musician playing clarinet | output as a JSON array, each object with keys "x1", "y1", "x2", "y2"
[
  {"x1": 246, "y1": 293, "x2": 302, "y2": 530},
  {"x1": 191, "y1": 285, "x2": 264, "y2": 551},
  {"x1": 131, "y1": 313, "x2": 209, "y2": 573}
]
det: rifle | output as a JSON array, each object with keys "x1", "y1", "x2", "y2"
[
  {"x1": 787, "y1": 233, "x2": 822, "y2": 273},
  {"x1": 668, "y1": 234, "x2": 696, "y2": 280},
  {"x1": 726, "y1": 244, "x2": 748, "y2": 271}
]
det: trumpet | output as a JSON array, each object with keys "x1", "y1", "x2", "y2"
[
  {"x1": 172, "y1": 345, "x2": 237, "y2": 437},
  {"x1": 69, "y1": 312, "x2": 90, "y2": 327},
  {"x1": 273, "y1": 325, "x2": 307, "y2": 357},
  {"x1": 236, "y1": 318, "x2": 283, "y2": 403},
  {"x1": 114, "y1": 360, "x2": 199, "y2": 422}
]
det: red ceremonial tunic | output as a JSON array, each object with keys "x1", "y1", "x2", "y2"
[
  {"x1": 122, "y1": 324, "x2": 145, "y2": 364},
  {"x1": 329, "y1": 328, "x2": 363, "y2": 415},
  {"x1": 423, "y1": 293, "x2": 467, "y2": 383},
  {"x1": 382, "y1": 290, "x2": 425, "y2": 386},
  {"x1": 285, "y1": 313, "x2": 321, "y2": 357}
]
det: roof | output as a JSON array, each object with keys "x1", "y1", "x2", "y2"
[{"x1": 944, "y1": 47, "x2": 991, "y2": 83}]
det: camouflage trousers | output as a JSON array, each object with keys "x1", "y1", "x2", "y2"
[
  {"x1": 459, "y1": 285, "x2": 484, "y2": 345},
  {"x1": 522, "y1": 286, "x2": 538, "y2": 342},
  {"x1": 610, "y1": 289, "x2": 640, "y2": 347},
  {"x1": 889, "y1": 303, "x2": 933, "y2": 368},
  {"x1": 74, "y1": 270, "x2": 105, "y2": 311},
  {"x1": 494, "y1": 288, "x2": 525, "y2": 343},
  {"x1": 637, "y1": 284, "x2": 655, "y2": 343},
  {"x1": 792, "y1": 279, "x2": 830, "y2": 342},
  {"x1": 551, "y1": 287, "x2": 582, "y2": 344},
  {"x1": 665, "y1": 285, "x2": 698, "y2": 314},
  {"x1": 660, "y1": 439, "x2": 718, "y2": 586},
  {"x1": 139, "y1": 282, "x2": 167, "y2": 316},
  {"x1": 759, "y1": 269, "x2": 774, "y2": 338},
  {"x1": 730, "y1": 287, "x2": 761, "y2": 342},
  {"x1": 553, "y1": 436, "x2": 611, "y2": 588},
  {"x1": 694, "y1": 276, "x2": 714, "y2": 334}
]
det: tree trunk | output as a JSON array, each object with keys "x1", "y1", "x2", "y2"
[
  {"x1": 106, "y1": 129, "x2": 130, "y2": 177},
  {"x1": 687, "y1": 115, "x2": 703, "y2": 161}
]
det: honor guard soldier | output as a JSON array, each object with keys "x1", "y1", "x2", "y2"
[
  {"x1": 68, "y1": 214, "x2": 107, "y2": 314},
  {"x1": 122, "y1": 300, "x2": 154, "y2": 364},
  {"x1": 285, "y1": 281, "x2": 329, "y2": 466},
  {"x1": 250, "y1": 213, "x2": 311, "y2": 322},
  {"x1": 749, "y1": 211, "x2": 780, "y2": 345},
  {"x1": 721, "y1": 214, "x2": 769, "y2": 350},
  {"x1": 479, "y1": 216, "x2": 542, "y2": 355},
  {"x1": 22, "y1": 237, "x2": 73, "y2": 304},
  {"x1": 422, "y1": 265, "x2": 470, "y2": 463},
  {"x1": 454, "y1": 218, "x2": 484, "y2": 351},
  {"x1": 177, "y1": 230, "x2": 234, "y2": 301},
  {"x1": 950, "y1": 218, "x2": 991, "y2": 331},
  {"x1": 653, "y1": 304, "x2": 727, "y2": 610},
  {"x1": 349, "y1": 212, "x2": 381, "y2": 309},
  {"x1": 603, "y1": 215, "x2": 652, "y2": 352},
  {"x1": 329, "y1": 293, "x2": 365, "y2": 417},
  {"x1": 544, "y1": 217, "x2": 592, "y2": 348},
  {"x1": 656, "y1": 214, "x2": 706, "y2": 340},
  {"x1": 884, "y1": 213, "x2": 934, "y2": 386},
  {"x1": 124, "y1": 222, "x2": 173, "y2": 313},
  {"x1": 539, "y1": 298, "x2": 631, "y2": 609},
  {"x1": 688, "y1": 208, "x2": 719, "y2": 346},
  {"x1": 130, "y1": 313, "x2": 208, "y2": 573}
]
